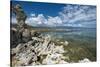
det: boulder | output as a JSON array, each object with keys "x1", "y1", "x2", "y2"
[{"x1": 22, "y1": 29, "x2": 31, "y2": 42}]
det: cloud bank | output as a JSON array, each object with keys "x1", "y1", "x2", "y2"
[{"x1": 12, "y1": 4, "x2": 96, "y2": 28}]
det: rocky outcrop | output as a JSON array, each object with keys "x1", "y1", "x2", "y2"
[
  {"x1": 11, "y1": 34, "x2": 68, "y2": 66},
  {"x1": 11, "y1": 27, "x2": 19, "y2": 48},
  {"x1": 78, "y1": 58, "x2": 91, "y2": 63}
]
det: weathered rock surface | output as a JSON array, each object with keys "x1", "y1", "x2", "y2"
[
  {"x1": 78, "y1": 58, "x2": 91, "y2": 63},
  {"x1": 11, "y1": 34, "x2": 68, "y2": 66},
  {"x1": 11, "y1": 4, "x2": 69, "y2": 66}
]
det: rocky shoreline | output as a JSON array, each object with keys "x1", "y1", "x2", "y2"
[
  {"x1": 11, "y1": 27, "x2": 91, "y2": 67},
  {"x1": 11, "y1": 4, "x2": 92, "y2": 67},
  {"x1": 11, "y1": 30, "x2": 68, "y2": 66}
]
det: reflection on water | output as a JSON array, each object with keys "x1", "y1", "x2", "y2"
[
  {"x1": 40, "y1": 28, "x2": 96, "y2": 61},
  {"x1": 42, "y1": 28, "x2": 96, "y2": 41}
]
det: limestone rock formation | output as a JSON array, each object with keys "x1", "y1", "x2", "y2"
[
  {"x1": 22, "y1": 29, "x2": 31, "y2": 43},
  {"x1": 78, "y1": 58, "x2": 91, "y2": 63},
  {"x1": 11, "y1": 34, "x2": 68, "y2": 66},
  {"x1": 12, "y1": 4, "x2": 27, "y2": 29}
]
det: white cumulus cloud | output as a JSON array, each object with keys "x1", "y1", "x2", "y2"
[
  {"x1": 11, "y1": 4, "x2": 96, "y2": 28},
  {"x1": 26, "y1": 14, "x2": 63, "y2": 26}
]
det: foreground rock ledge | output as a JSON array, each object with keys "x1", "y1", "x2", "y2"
[{"x1": 11, "y1": 34, "x2": 69, "y2": 66}]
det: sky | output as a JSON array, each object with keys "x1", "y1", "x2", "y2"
[{"x1": 11, "y1": 0, "x2": 96, "y2": 28}]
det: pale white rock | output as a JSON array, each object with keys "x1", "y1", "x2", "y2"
[
  {"x1": 79, "y1": 58, "x2": 91, "y2": 63},
  {"x1": 64, "y1": 41, "x2": 69, "y2": 46},
  {"x1": 11, "y1": 27, "x2": 17, "y2": 32},
  {"x1": 52, "y1": 45, "x2": 65, "y2": 53},
  {"x1": 11, "y1": 34, "x2": 69, "y2": 66},
  {"x1": 32, "y1": 37, "x2": 43, "y2": 42},
  {"x1": 60, "y1": 42, "x2": 64, "y2": 44},
  {"x1": 59, "y1": 60, "x2": 68, "y2": 64},
  {"x1": 22, "y1": 29, "x2": 31, "y2": 38},
  {"x1": 42, "y1": 53, "x2": 68, "y2": 64}
]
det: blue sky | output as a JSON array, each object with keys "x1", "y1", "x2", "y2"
[
  {"x1": 11, "y1": 1, "x2": 65, "y2": 17},
  {"x1": 11, "y1": 0, "x2": 96, "y2": 28}
]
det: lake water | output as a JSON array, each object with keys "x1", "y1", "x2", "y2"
[
  {"x1": 39, "y1": 27, "x2": 96, "y2": 62},
  {"x1": 41, "y1": 28, "x2": 96, "y2": 43}
]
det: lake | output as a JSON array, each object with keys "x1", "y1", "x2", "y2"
[{"x1": 35, "y1": 27, "x2": 96, "y2": 62}]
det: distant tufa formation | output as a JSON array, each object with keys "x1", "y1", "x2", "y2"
[
  {"x1": 11, "y1": 4, "x2": 40, "y2": 48},
  {"x1": 12, "y1": 4, "x2": 27, "y2": 28}
]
